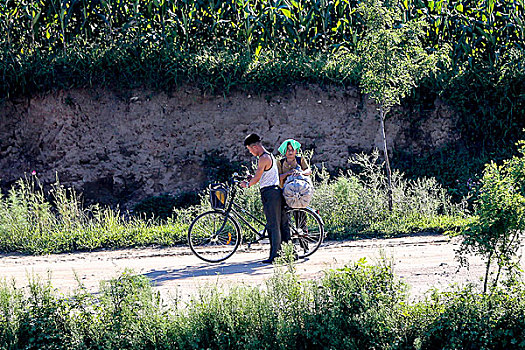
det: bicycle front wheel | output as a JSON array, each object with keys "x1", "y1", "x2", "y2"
[
  {"x1": 287, "y1": 207, "x2": 324, "y2": 258},
  {"x1": 188, "y1": 211, "x2": 241, "y2": 263}
]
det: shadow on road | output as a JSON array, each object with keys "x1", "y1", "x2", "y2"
[{"x1": 143, "y1": 259, "x2": 275, "y2": 285}]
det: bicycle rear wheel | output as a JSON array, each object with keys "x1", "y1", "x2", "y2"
[
  {"x1": 287, "y1": 207, "x2": 324, "y2": 258},
  {"x1": 188, "y1": 211, "x2": 241, "y2": 263}
]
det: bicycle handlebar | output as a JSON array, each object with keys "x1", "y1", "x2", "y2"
[{"x1": 230, "y1": 172, "x2": 247, "y2": 185}]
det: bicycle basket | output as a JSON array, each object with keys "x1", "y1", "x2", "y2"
[{"x1": 209, "y1": 184, "x2": 228, "y2": 210}]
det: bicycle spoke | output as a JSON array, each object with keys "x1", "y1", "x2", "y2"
[
  {"x1": 303, "y1": 234, "x2": 320, "y2": 243},
  {"x1": 287, "y1": 208, "x2": 324, "y2": 258},
  {"x1": 188, "y1": 211, "x2": 241, "y2": 263}
]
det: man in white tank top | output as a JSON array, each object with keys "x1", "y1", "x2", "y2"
[{"x1": 241, "y1": 133, "x2": 290, "y2": 263}]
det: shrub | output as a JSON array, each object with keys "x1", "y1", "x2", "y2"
[
  {"x1": 2, "y1": 263, "x2": 525, "y2": 349},
  {"x1": 311, "y1": 150, "x2": 466, "y2": 238},
  {"x1": 0, "y1": 280, "x2": 23, "y2": 349},
  {"x1": 415, "y1": 283, "x2": 525, "y2": 349},
  {"x1": 456, "y1": 140, "x2": 525, "y2": 292}
]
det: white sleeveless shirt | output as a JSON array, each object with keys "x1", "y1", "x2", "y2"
[{"x1": 259, "y1": 153, "x2": 280, "y2": 188}]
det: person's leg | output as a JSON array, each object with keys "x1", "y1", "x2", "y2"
[
  {"x1": 261, "y1": 188, "x2": 282, "y2": 261},
  {"x1": 280, "y1": 192, "x2": 290, "y2": 243}
]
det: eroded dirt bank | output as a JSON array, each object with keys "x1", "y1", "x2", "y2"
[{"x1": 0, "y1": 85, "x2": 457, "y2": 207}]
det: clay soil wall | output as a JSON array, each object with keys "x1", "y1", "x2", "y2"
[{"x1": 0, "y1": 85, "x2": 458, "y2": 207}]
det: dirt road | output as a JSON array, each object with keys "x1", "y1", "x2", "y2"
[{"x1": 0, "y1": 234, "x2": 502, "y2": 301}]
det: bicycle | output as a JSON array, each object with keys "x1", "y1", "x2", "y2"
[{"x1": 187, "y1": 173, "x2": 325, "y2": 263}]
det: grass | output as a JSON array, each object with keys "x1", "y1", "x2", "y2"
[
  {"x1": 1, "y1": 259, "x2": 524, "y2": 349},
  {"x1": 0, "y1": 151, "x2": 468, "y2": 255},
  {"x1": 0, "y1": 177, "x2": 188, "y2": 254}
]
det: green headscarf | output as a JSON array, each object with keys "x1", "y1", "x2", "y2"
[{"x1": 278, "y1": 139, "x2": 301, "y2": 155}]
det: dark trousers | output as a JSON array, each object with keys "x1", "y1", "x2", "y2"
[{"x1": 261, "y1": 186, "x2": 290, "y2": 260}]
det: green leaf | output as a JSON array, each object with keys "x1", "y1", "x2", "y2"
[
  {"x1": 280, "y1": 8, "x2": 292, "y2": 19},
  {"x1": 255, "y1": 45, "x2": 262, "y2": 57}
]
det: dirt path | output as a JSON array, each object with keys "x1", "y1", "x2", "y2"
[{"x1": 0, "y1": 234, "x2": 508, "y2": 301}]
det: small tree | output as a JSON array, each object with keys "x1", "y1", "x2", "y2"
[
  {"x1": 357, "y1": 0, "x2": 447, "y2": 210},
  {"x1": 457, "y1": 141, "x2": 525, "y2": 293}
]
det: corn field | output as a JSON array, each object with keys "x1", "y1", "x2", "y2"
[
  {"x1": 1, "y1": 0, "x2": 523, "y2": 61},
  {"x1": 0, "y1": 0, "x2": 523, "y2": 98}
]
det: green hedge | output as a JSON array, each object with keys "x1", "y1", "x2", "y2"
[{"x1": 1, "y1": 261, "x2": 524, "y2": 349}]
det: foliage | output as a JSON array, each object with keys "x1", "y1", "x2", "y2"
[
  {"x1": 358, "y1": 0, "x2": 447, "y2": 115},
  {"x1": 455, "y1": 140, "x2": 525, "y2": 292},
  {"x1": 441, "y1": 53, "x2": 525, "y2": 150},
  {"x1": 356, "y1": 0, "x2": 449, "y2": 210},
  {"x1": 16, "y1": 275, "x2": 72, "y2": 349},
  {"x1": 407, "y1": 0, "x2": 525, "y2": 67},
  {"x1": 2, "y1": 262, "x2": 525, "y2": 349},
  {"x1": 0, "y1": 0, "x2": 522, "y2": 97},
  {"x1": 311, "y1": 150, "x2": 467, "y2": 238},
  {"x1": 92, "y1": 271, "x2": 168, "y2": 349},
  {"x1": 0, "y1": 177, "x2": 188, "y2": 254},
  {"x1": 0, "y1": 280, "x2": 22, "y2": 349},
  {"x1": 0, "y1": 153, "x2": 465, "y2": 255},
  {"x1": 394, "y1": 141, "x2": 517, "y2": 202},
  {"x1": 413, "y1": 281, "x2": 525, "y2": 349}
]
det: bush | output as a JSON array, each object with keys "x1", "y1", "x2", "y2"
[
  {"x1": 456, "y1": 140, "x2": 525, "y2": 292},
  {"x1": 2, "y1": 262, "x2": 525, "y2": 349},
  {"x1": 414, "y1": 283, "x2": 525, "y2": 349},
  {"x1": 311, "y1": 151, "x2": 467, "y2": 238}
]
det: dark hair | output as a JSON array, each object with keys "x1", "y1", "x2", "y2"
[{"x1": 244, "y1": 133, "x2": 261, "y2": 146}]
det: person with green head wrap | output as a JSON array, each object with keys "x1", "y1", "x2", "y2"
[
  {"x1": 277, "y1": 139, "x2": 312, "y2": 188},
  {"x1": 277, "y1": 138, "x2": 313, "y2": 253}
]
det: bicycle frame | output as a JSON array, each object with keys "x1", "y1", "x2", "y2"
[{"x1": 221, "y1": 182, "x2": 267, "y2": 242}]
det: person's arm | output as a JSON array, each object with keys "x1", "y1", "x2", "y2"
[
  {"x1": 278, "y1": 161, "x2": 293, "y2": 183},
  {"x1": 300, "y1": 157, "x2": 312, "y2": 176},
  {"x1": 240, "y1": 154, "x2": 271, "y2": 188},
  {"x1": 277, "y1": 159, "x2": 287, "y2": 184},
  {"x1": 279, "y1": 171, "x2": 290, "y2": 184}
]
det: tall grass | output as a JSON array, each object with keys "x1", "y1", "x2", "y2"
[
  {"x1": 178, "y1": 150, "x2": 468, "y2": 240},
  {"x1": 0, "y1": 177, "x2": 187, "y2": 254},
  {"x1": 0, "y1": 152, "x2": 467, "y2": 254},
  {"x1": 311, "y1": 150, "x2": 468, "y2": 237},
  {"x1": 1, "y1": 260, "x2": 525, "y2": 349}
]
